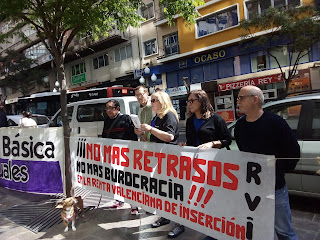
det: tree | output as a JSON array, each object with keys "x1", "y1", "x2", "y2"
[
  {"x1": 0, "y1": 50, "x2": 46, "y2": 96},
  {"x1": 0, "y1": 0, "x2": 204, "y2": 197},
  {"x1": 239, "y1": 5, "x2": 320, "y2": 98}
]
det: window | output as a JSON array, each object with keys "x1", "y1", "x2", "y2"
[
  {"x1": 269, "y1": 47, "x2": 290, "y2": 69},
  {"x1": 114, "y1": 45, "x2": 132, "y2": 62},
  {"x1": 291, "y1": 50, "x2": 309, "y2": 65},
  {"x1": 49, "y1": 107, "x2": 74, "y2": 127},
  {"x1": 196, "y1": 6, "x2": 238, "y2": 38},
  {"x1": 218, "y1": 58, "x2": 235, "y2": 78},
  {"x1": 144, "y1": 39, "x2": 157, "y2": 56},
  {"x1": 245, "y1": 0, "x2": 301, "y2": 19},
  {"x1": 311, "y1": 102, "x2": 320, "y2": 140},
  {"x1": 163, "y1": 33, "x2": 179, "y2": 56},
  {"x1": 141, "y1": 2, "x2": 154, "y2": 20},
  {"x1": 23, "y1": 27, "x2": 36, "y2": 37},
  {"x1": 246, "y1": 1, "x2": 259, "y2": 19},
  {"x1": 93, "y1": 54, "x2": 109, "y2": 69},
  {"x1": 251, "y1": 51, "x2": 269, "y2": 72},
  {"x1": 71, "y1": 62, "x2": 86, "y2": 76},
  {"x1": 77, "y1": 103, "x2": 106, "y2": 122},
  {"x1": 76, "y1": 101, "x2": 125, "y2": 122},
  {"x1": 25, "y1": 42, "x2": 48, "y2": 60},
  {"x1": 267, "y1": 104, "x2": 302, "y2": 134}
]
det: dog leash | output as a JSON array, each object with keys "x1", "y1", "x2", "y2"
[{"x1": 79, "y1": 194, "x2": 102, "y2": 223}]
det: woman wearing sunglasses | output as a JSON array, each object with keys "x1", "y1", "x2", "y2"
[
  {"x1": 140, "y1": 91, "x2": 185, "y2": 238},
  {"x1": 181, "y1": 89, "x2": 231, "y2": 150},
  {"x1": 181, "y1": 89, "x2": 232, "y2": 240}
]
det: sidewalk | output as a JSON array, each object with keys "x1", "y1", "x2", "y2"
[
  {"x1": 1, "y1": 187, "x2": 320, "y2": 240},
  {"x1": 0, "y1": 187, "x2": 206, "y2": 240}
]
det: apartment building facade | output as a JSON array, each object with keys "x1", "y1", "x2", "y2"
[{"x1": 149, "y1": 0, "x2": 320, "y2": 122}]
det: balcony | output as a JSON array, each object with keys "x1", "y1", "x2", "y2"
[
  {"x1": 66, "y1": 28, "x2": 129, "y2": 62},
  {"x1": 30, "y1": 52, "x2": 52, "y2": 68},
  {"x1": 0, "y1": 31, "x2": 39, "y2": 54}
]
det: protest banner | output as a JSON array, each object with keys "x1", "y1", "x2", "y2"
[
  {"x1": 0, "y1": 127, "x2": 64, "y2": 193},
  {"x1": 71, "y1": 137, "x2": 276, "y2": 240}
]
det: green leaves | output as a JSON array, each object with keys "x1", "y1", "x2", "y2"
[
  {"x1": 0, "y1": 50, "x2": 46, "y2": 96},
  {"x1": 239, "y1": 5, "x2": 320, "y2": 97}
]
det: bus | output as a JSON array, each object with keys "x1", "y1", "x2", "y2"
[{"x1": 16, "y1": 86, "x2": 136, "y2": 117}]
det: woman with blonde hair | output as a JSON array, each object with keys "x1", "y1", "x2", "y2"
[
  {"x1": 140, "y1": 91, "x2": 184, "y2": 238},
  {"x1": 141, "y1": 91, "x2": 179, "y2": 144}
]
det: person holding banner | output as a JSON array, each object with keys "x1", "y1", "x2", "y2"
[
  {"x1": 235, "y1": 85, "x2": 299, "y2": 240},
  {"x1": 140, "y1": 91, "x2": 184, "y2": 238},
  {"x1": 101, "y1": 99, "x2": 138, "y2": 212},
  {"x1": 179, "y1": 89, "x2": 231, "y2": 240},
  {"x1": 180, "y1": 89, "x2": 231, "y2": 150}
]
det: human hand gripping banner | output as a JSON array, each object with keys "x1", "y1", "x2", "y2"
[
  {"x1": 70, "y1": 137, "x2": 276, "y2": 240},
  {"x1": 0, "y1": 127, "x2": 64, "y2": 193}
]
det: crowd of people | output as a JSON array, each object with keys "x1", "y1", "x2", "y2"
[
  {"x1": 0, "y1": 85, "x2": 299, "y2": 240},
  {"x1": 100, "y1": 85, "x2": 299, "y2": 240}
]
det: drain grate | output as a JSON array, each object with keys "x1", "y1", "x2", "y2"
[{"x1": 0, "y1": 187, "x2": 93, "y2": 233}]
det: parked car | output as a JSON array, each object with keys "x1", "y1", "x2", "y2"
[
  {"x1": 48, "y1": 96, "x2": 139, "y2": 137},
  {"x1": 7, "y1": 114, "x2": 50, "y2": 128},
  {"x1": 228, "y1": 93, "x2": 320, "y2": 198}
]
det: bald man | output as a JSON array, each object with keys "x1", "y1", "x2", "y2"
[{"x1": 234, "y1": 86, "x2": 299, "y2": 240}]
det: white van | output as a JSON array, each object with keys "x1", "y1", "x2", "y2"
[{"x1": 48, "y1": 96, "x2": 139, "y2": 137}]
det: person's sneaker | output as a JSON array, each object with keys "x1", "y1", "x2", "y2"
[
  {"x1": 168, "y1": 225, "x2": 185, "y2": 238},
  {"x1": 109, "y1": 201, "x2": 124, "y2": 210},
  {"x1": 130, "y1": 207, "x2": 139, "y2": 215},
  {"x1": 151, "y1": 217, "x2": 170, "y2": 228}
]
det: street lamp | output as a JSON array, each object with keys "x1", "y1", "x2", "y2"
[
  {"x1": 53, "y1": 80, "x2": 60, "y2": 92},
  {"x1": 144, "y1": 65, "x2": 150, "y2": 75},
  {"x1": 139, "y1": 75, "x2": 145, "y2": 85}
]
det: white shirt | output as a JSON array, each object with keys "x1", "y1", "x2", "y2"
[{"x1": 19, "y1": 117, "x2": 37, "y2": 128}]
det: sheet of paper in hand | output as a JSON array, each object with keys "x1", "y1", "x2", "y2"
[{"x1": 130, "y1": 114, "x2": 141, "y2": 129}]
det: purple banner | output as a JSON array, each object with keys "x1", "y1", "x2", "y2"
[{"x1": 0, "y1": 158, "x2": 63, "y2": 193}]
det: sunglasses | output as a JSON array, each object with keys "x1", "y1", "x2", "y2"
[
  {"x1": 151, "y1": 99, "x2": 159, "y2": 103},
  {"x1": 237, "y1": 95, "x2": 255, "y2": 101},
  {"x1": 186, "y1": 98, "x2": 199, "y2": 104}
]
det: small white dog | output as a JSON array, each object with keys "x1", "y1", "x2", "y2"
[{"x1": 56, "y1": 196, "x2": 84, "y2": 232}]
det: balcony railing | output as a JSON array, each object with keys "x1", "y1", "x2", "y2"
[{"x1": 72, "y1": 27, "x2": 129, "y2": 50}]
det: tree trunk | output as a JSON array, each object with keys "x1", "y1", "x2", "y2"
[{"x1": 55, "y1": 57, "x2": 72, "y2": 197}]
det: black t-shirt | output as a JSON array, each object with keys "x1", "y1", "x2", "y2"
[
  {"x1": 235, "y1": 111, "x2": 300, "y2": 189},
  {"x1": 150, "y1": 111, "x2": 179, "y2": 144}
]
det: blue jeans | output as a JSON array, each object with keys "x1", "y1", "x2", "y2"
[{"x1": 275, "y1": 185, "x2": 298, "y2": 240}]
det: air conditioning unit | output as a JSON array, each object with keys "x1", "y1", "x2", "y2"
[
  {"x1": 125, "y1": 70, "x2": 134, "y2": 75},
  {"x1": 262, "y1": 89, "x2": 277, "y2": 100},
  {"x1": 257, "y1": 64, "x2": 266, "y2": 71}
]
